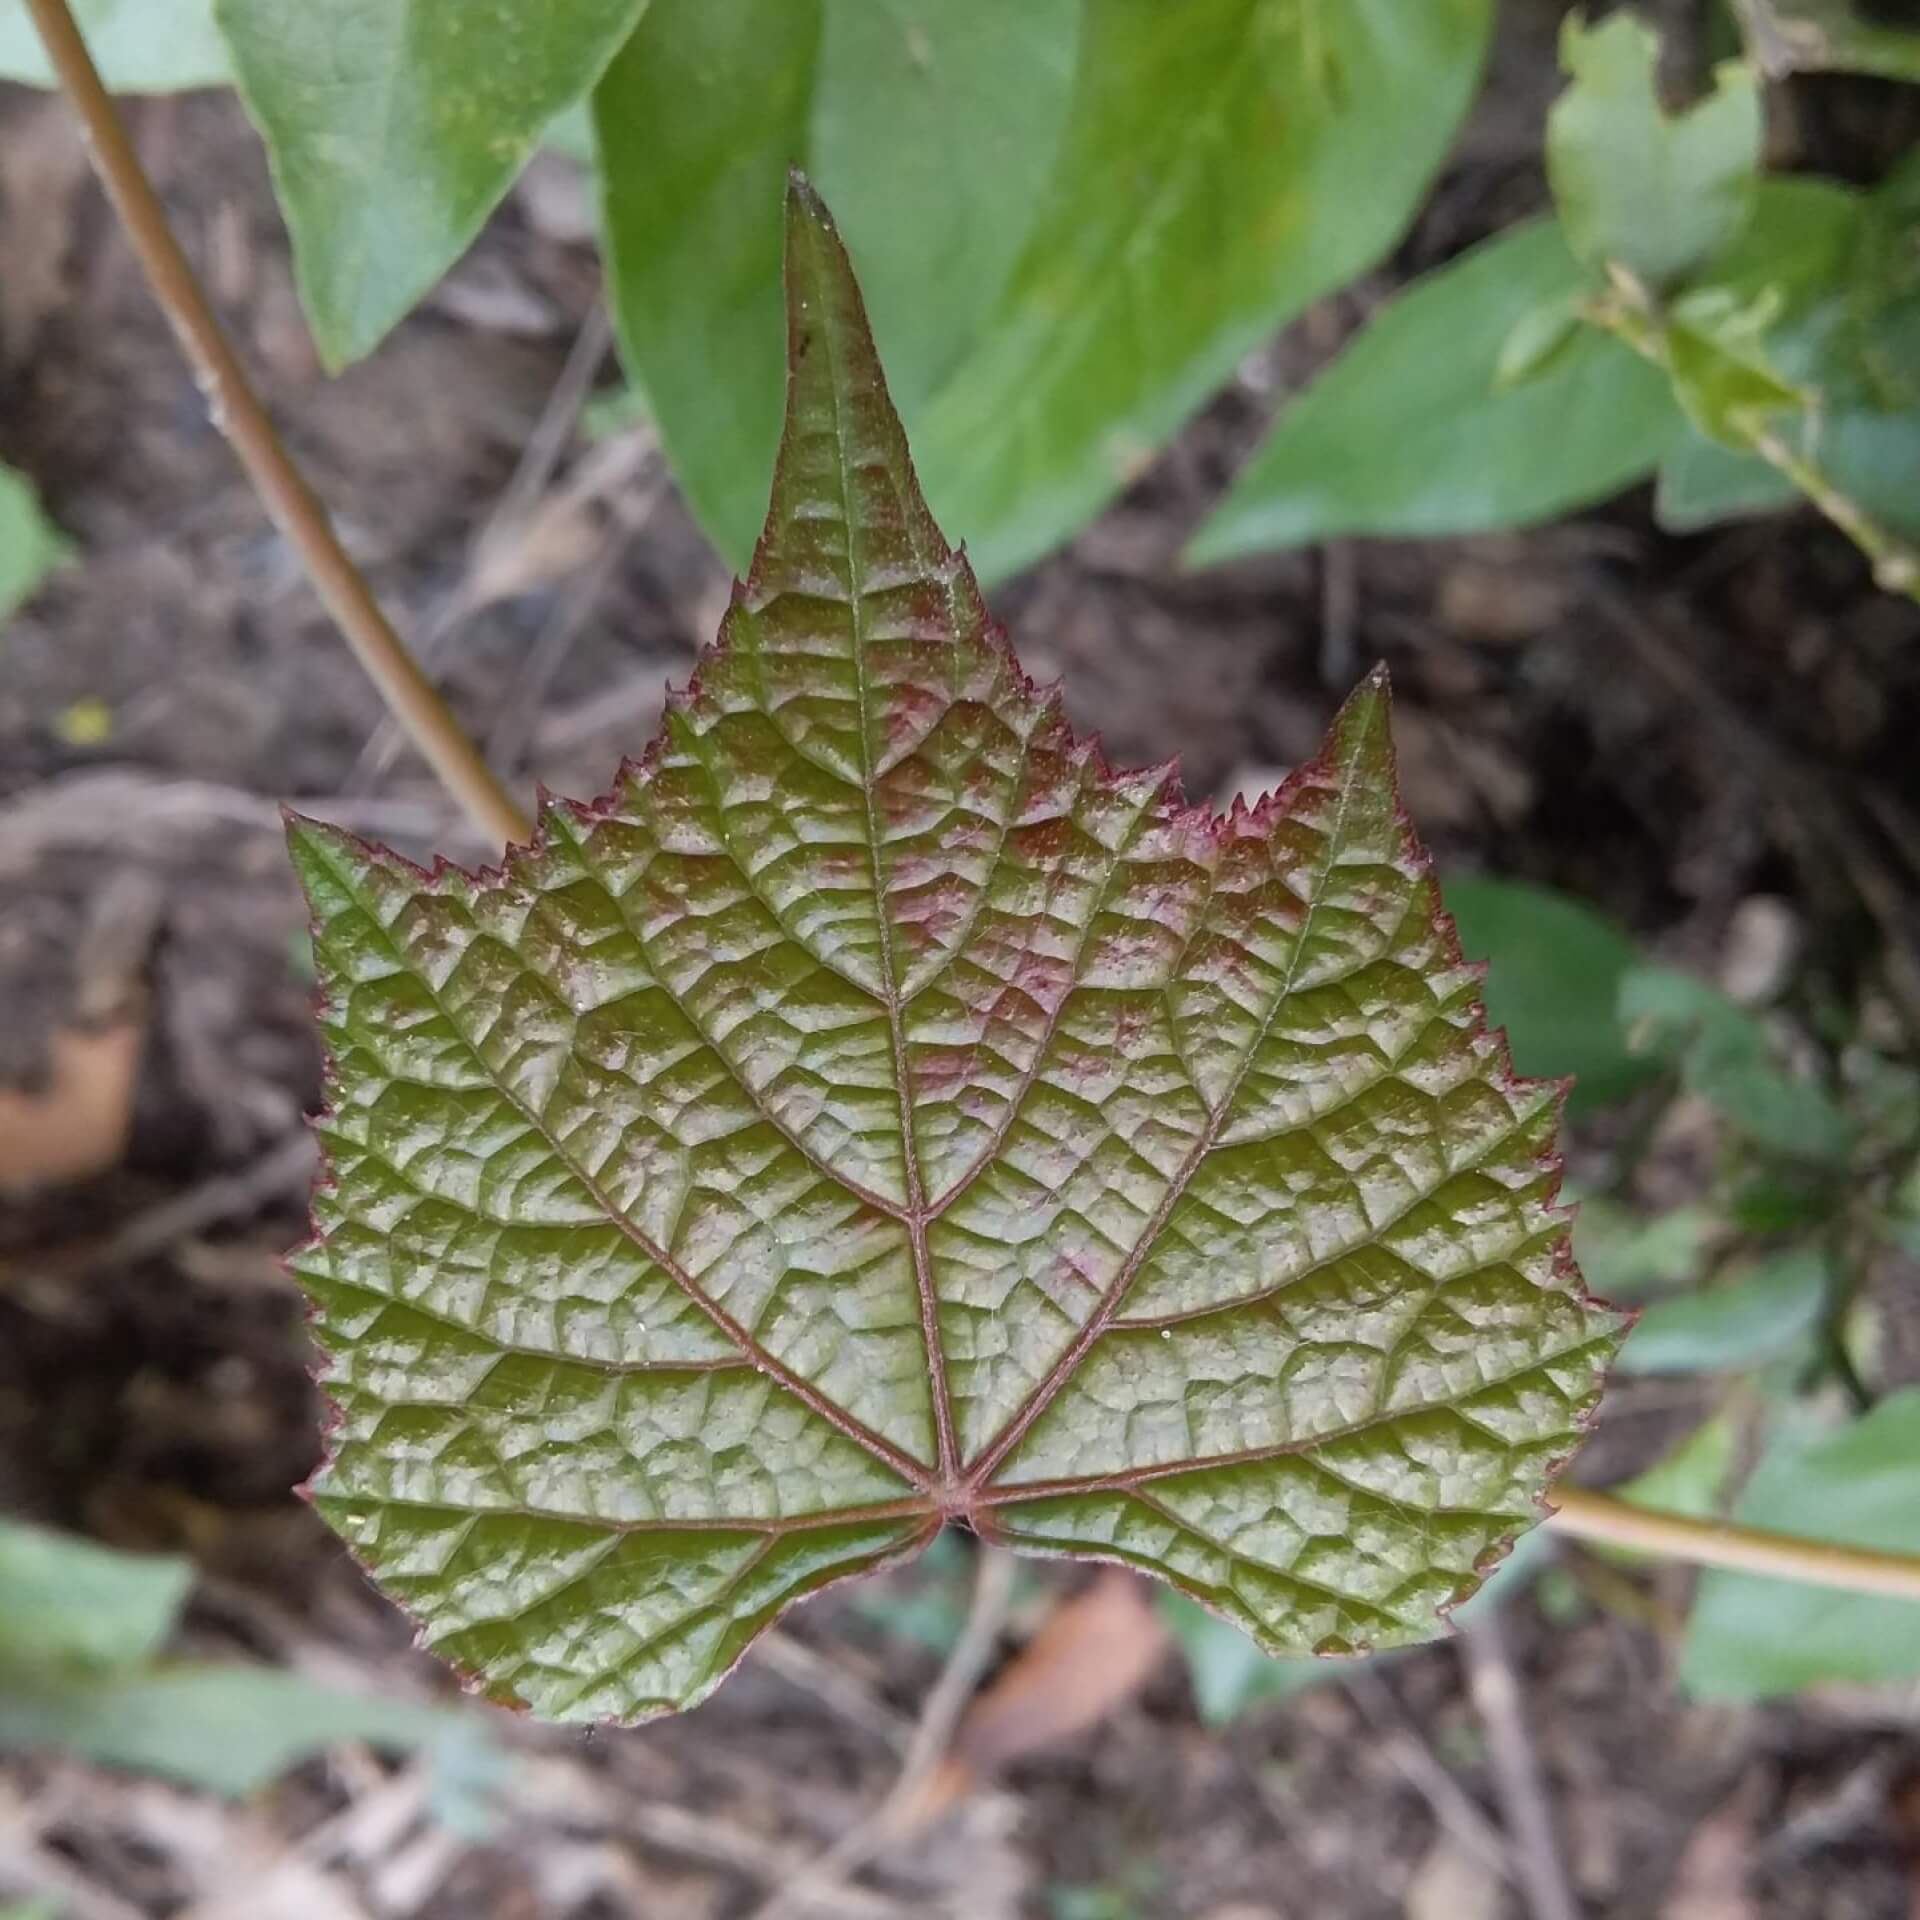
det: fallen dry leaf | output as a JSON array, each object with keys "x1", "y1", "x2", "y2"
[
  {"x1": 1404, "y1": 1835, "x2": 1503, "y2": 1920},
  {"x1": 921, "y1": 1568, "x2": 1169, "y2": 1816},
  {"x1": 1663, "y1": 1779, "x2": 1762, "y2": 1920},
  {"x1": 0, "y1": 1016, "x2": 145, "y2": 1197},
  {"x1": 0, "y1": 869, "x2": 158, "y2": 1196}
]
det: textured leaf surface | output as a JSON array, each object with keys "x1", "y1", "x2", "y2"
[
  {"x1": 215, "y1": 0, "x2": 651, "y2": 367},
  {"x1": 290, "y1": 183, "x2": 1619, "y2": 1723},
  {"x1": 1548, "y1": 13, "x2": 1761, "y2": 292},
  {"x1": 595, "y1": 0, "x2": 1079, "y2": 572},
  {"x1": 1188, "y1": 219, "x2": 1684, "y2": 561},
  {"x1": 0, "y1": 0, "x2": 226, "y2": 89}
]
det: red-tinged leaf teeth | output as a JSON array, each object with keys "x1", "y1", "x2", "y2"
[{"x1": 285, "y1": 183, "x2": 1618, "y2": 1721}]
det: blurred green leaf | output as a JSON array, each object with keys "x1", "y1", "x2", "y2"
[
  {"x1": 215, "y1": 0, "x2": 651, "y2": 368},
  {"x1": 1651, "y1": 171, "x2": 1920, "y2": 542},
  {"x1": 0, "y1": 1518, "x2": 191, "y2": 1672},
  {"x1": 0, "y1": 463, "x2": 71, "y2": 623},
  {"x1": 1619, "y1": 966, "x2": 1853, "y2": 1164},
  {"x1": 1616, "y1": 1248, "x2": 1829, "y2": 1375},
  {"x1": 0, "y1": 1902, "x2": 60, "y2": 1920},
  {"x1": 1444, "y1": 877, "x2": 1656, "y2": 1116},
  {"x1": 1681, "y1": 1392, "x2": 1920, "y2": 1697},
  {"x1": 1547, "y1": 12, "x2": 1762, "y2": 290},
  {"x1": 1614, "y1": 1410, "x2": 1740, "y2": 1528},
  {"x1": 0, "y1": 0, "x2": 228, "y2": 88},
  {"x1": 1187, "y1": 220, "x2": 1684, "y2": 560},
  {"x1": 808, "y1": 0, "x2": 1082, "y2": 415},
  {"x1": 0, "y1": 1664, "x2": 505, "y2": 1812},
  {"x1": 1159, "y1": 1590, "x2": 1329, "y2": 1724},
  {"x1": 1571, "y1": 1199, "x2": 1715, "y2": 1303},
  {"x1": 596, "y1": 0, "x2": 1079, "y2": 573},
  {"x1": 1655, "y1": 429, "x2": 1800, "y2": 530},
  {"x1": 913, "y1": 0, "x2": 1493, "y2": 581},
  {"x1": 1664, "y1": 304, "x2": 1807, "y2": 446}
]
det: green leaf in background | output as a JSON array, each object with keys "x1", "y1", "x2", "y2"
[
  {"x1": 1616, "y1": 1247, "x2": 1829, "y2": 1375},
  {"x1": 1619, "y1": 966, "x2": 1853, "y2": 1165},
  {"x1": 1547, "y1": 12, "x2": 1762, "y2": 292},
  {"x1": 1655, "y1": 428, "x2": 1800, "y2": 531},
  {"x1": 1160, "y1": 1589, "x2": 1330, "y2": 1724},
  {"x1": 0, "y1": 0, "x2": 227, "y2": 89},
  {"x1": 1571, "y1": 1199, "x2": 1716, "y2": 1303},
  {"x1": 912, "y1": 0, "x2": 1494, "y2": 582},
  {"x1": 0, "y1": 1518, "x2": 192, "y2": 1670},
  {"x1": 1681, "y1": 1392, "x2": 1920, "y2": 1698},
  {"x1": 214, "y1": 0, "x2": 652, "y2": 368},
  {"x1": 0, "y1": 1664, "x2": 505, "y2": 1813},
  {"x1": 1187, "y1": 219, "x2": 1684, "y2": 561},
  {"x1": 807, "y1": 0, "x2": 1081, "y2": 415},
  {"x1": 597, "y1": 0, "x2": 1077, "y2": 572},
  {"x1": 286, "y1": 183, "x2": 1617, "y2": 1723},
  {"x1": 1647, "y1": 179, "x2": 1885, "y2": 531},
  {"x1": 0, "y1": 462, "x2": 71, "y2": 623},
  {"x1": 1735, "y1": 0, "x2": 1920, "y2": 81},
  {"x1": 1443, "y1": 877, "x2": 1656, "y2": 1117},
  {"x1": 1613, "y1": 1410, "x2": 1739, "y2": 1530}
]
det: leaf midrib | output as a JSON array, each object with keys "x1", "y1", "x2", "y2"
[{"x1": 798, "y1": 207, "x2": 961, "y2": 1485}]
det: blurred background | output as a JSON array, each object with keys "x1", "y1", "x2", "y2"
[{"x1": 4, "y1": 0, "x2": 1920, "y2": 1915}]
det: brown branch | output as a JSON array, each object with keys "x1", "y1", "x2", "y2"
[{"x1": 25, "y1": 0, "x2": 532, "y2": 850}]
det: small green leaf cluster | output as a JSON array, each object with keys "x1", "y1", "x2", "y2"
[
  {"x1": 0, "y1": 1510, "x2": 504, "y2": 1811},
  {"x1": 1190, "y1": 10, "x2": 1920, "y2": 595}
]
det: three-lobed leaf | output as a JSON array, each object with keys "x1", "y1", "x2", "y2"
[
  {"x1": 289, "y1": 182, "x2": 1620, "y2": 1724},
  {"x1": 214, "y1": 0, "x2": 652, "y2": 368}
]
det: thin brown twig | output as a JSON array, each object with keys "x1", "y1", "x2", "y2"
[
  {"x1": 1348, "y1": 1671, "x2": 1516, "y2": 1886},
  {"x1": 1550, "y1": 1486, "x2": 1920, "y2": 1600},
  {"x1": 25, "y1": 0, "x2": 531, "y2": 850},
  {"x1": 745, "y1": 1546, "x2": 1017, "y2": 1920},
  {"x1": 1461, "y1": 1609, "x2": 1581, "y2": 1920}
]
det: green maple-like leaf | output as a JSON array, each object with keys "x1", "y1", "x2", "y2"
[{"x1": 288, "y1": 181, "x2": 1621, "y2": 1724}]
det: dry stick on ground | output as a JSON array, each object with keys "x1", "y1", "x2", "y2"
[
  {"x1": 1347, "y1": 1671, "x2": 1516, "y2": 1887},
  {"x1": 745, "y1": 1547, "x2": 1018, "y2": 1920},
  {"x1": 24, "y1": 0, "x2": 531, "y2": 850},
  {"x1": 28, "y1": 0, "x2": 1920, "y2": 1628},
  {"x1": 350, "y1": 300, "x2": 616, "y2": 792},
  {"x1": 1461, "y1": 1609, "x2": 1582, "y2": 1920}
]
